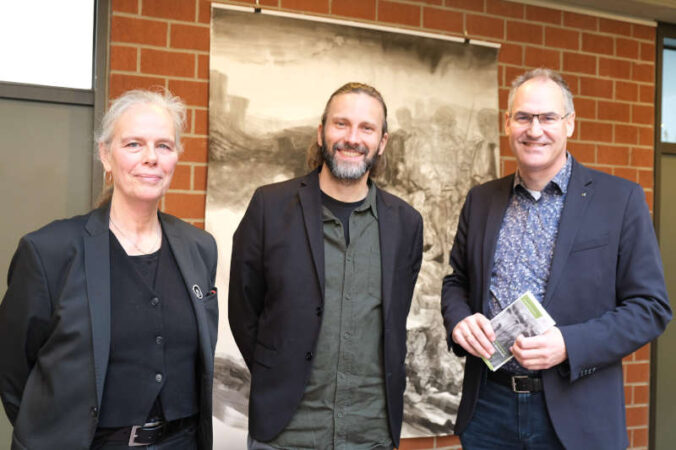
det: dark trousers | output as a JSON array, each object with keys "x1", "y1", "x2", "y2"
[
  {"x1": 460, "y1": 379, "x2": 564, "y2": 450},
  {"x1": 91, "y1": 423, "x2": 197, "y2": 450}
]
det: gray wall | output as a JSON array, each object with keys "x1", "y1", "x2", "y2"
[
  {"x1": 0, "y1": 97, "x2": 94, "y2": 447},
  {"x1": 655, "y1": 153, "x2": 676, "y2": 450}
]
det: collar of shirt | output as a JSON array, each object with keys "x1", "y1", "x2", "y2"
[
  {"x1": 359, "y1": 179, "x2": 379, "y2": 218},
  {"x1": 514, "y1": 152, "x2": 573, "y2": 200},
  {"x1": 320, "y1": 179, "x2": 378, "y2": 223}
]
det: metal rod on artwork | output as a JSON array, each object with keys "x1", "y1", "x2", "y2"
[{"x1": 212, "y1": 2, "x2": 500, "y2": 49}]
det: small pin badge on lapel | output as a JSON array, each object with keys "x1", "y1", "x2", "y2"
[
  {"x1": 192, "y1": 284, "x2": 204, "y2": 299},
  {"x1": 581, "y1": 192, "x2": 587, "y2": 197}
]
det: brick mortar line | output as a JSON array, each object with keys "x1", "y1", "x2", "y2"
[
  {"x1": 577, "y1": 119, "x2": 654, "y2": 126},
  {"x1": 498, "y1": 65, "x2": 656, "y2": 84},
  {"x1": 575, "y1": 118, "x2": 652, "y2": 126},
  {"x1": 501, "y1": 46, "x2": 656, "y2": 65},
  {"x1": 110, "y1": 70, "x2": 209, "y2": 82},
  {"x1": 573, "y1": 96, "x2": 656, "y2": 105},
  {"x1": 110, "y1": 42, "x2": 210, "y2": 55},
  {"x1": 580, "y1": 139, "x2": 654, "y2": 146},
  {"x1": 498, "y1": 62, "x2": 657, "y2": 78},
  {"x1": 535, "y1": 71, "x2": 655, "y2": 81},
  {"x1": 145, "y1": 46, "x2": 210, "y2": 56},
  {"x1": 372, "y1": 0, "x2": 424, "y2": 8},
  {"x1": 112, "y1": 11, "x2": 210, "y2": 28}
]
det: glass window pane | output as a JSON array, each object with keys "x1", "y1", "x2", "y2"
[
  {"x1": 662, "y1": 48, "x2": 676, "y2": 143},
  {"x1": 0, "y1": 0, "x2": 95, "y2": 90}
]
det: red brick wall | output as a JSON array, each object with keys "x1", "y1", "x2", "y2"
[{"x1": 108, "y1": 1, "x2": 656, "y2": 448}]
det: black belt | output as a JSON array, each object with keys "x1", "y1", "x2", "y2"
[
  {"x1": 488, "y1": 370, "x2": 543, "y2": 393},
  {"x1": 96, "y1": 415, "x2": 197, "y2": 446}
]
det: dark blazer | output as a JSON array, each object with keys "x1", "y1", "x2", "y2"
[
  {"x1": 441, "y1": 157, "x2": 671, "y2": 450},
  {"x1": 228, "y1": 169, "x2": 423, "y2": 446},
  {"x1": 0, "y1": 206, "x2": 218, "y2": 450}
]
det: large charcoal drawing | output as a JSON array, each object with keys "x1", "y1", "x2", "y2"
[{"x1": 205, "y1": 5, "x2": 499, "y2": 445}]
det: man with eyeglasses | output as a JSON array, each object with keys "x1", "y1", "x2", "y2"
[{"x1": 441, "y1": 68, "x2": 670, "y2": 449}]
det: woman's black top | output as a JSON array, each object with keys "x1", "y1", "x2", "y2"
[{"x1": 97, "y1": 231, "x2": 199, "y2": 427}]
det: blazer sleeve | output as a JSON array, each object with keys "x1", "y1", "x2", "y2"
[
  {"x1": 412, "y1": 213, "x2": 424, "y2": 284},
  {"x1": 0, "y1": 237, "x2": 53, "y2": 425},
  {"x1": 441, "y1": 190, "x2": 474, "y2": 357},
  {"x1": 228, "y1": 188, "x2": 267, "y2": 370},
  {"x1": 560, "y1": 184, "x2": 672, "y2": 382},
  {"x1": 208, "y1": 232, "x2": 218, "y2": 287}
]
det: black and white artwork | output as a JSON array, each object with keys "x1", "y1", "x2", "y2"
[{"x1": 205, "y1": 5, "x2": 499, "y2": 446}]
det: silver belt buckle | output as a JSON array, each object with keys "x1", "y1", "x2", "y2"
[
  {"x1": 128, "y1": 420, "x2": 163, "y2": 447},
  {"x1": 511, "y1": 375, "x2": 530, "y2": 393}
]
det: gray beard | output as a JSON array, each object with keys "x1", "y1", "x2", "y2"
[{"x1": 321, "y1": 141, "x2": 377, "y2": 182}]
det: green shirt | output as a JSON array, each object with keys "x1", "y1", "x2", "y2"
[{"x1": 268, "y1": 183, "x2": 392, "y2": 449}]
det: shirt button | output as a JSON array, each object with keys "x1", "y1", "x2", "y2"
[
  {"x1": 155, "y1": 373, "x2": 163, "y2": 383},
  {"x1": 343, "y1": 331, "x2": 351, "y2": 339},
  {"x1": 150, "y1": 297, "x2": 160, "y2": 306},
  {"x1": 337, "y1": 412, "x2": 344, "y2": 418},
  {"x1": 305, "y1": 352, "x2": 313, "y2": 361},
  {"x1": 155, "y1": 336, "x2": 164, "y2": 345}
]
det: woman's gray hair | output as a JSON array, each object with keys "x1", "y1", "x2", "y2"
[
  {"x1": 507, "y1": 68, "x2": 575, "y2": 115},
  {"x1": 96, "y1": 89, "x2": 187, "y2": 153},
  {"x1": 95, "y1": 89, "x2": 186, "y2": 206}
]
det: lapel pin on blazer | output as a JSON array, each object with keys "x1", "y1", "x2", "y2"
[{"x1": 192, "y1": 284, "x2": 204, "y2": 299}]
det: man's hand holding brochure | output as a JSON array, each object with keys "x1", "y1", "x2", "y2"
[{"x1": 483, "y1": 291, "x2": 556, "y2": 371}]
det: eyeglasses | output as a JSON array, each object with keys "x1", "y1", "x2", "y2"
[{"x1": 509, "y1": 112, "x2": 571, "y2": 127}]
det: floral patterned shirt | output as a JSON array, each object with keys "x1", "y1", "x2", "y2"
[{"x1": 488, "y1": 155, "x2": 572, "y2": 373}]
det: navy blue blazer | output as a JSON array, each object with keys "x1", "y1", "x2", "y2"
[
  {"x1": 441, "y1": 157, "x2": 671, "y2": 449},
  {"x1": 0, "y1": 206, "x2": 218, "y2": 450},
  {"x1": 228, "y1": 169, "x2": 423, "y2": 446}
]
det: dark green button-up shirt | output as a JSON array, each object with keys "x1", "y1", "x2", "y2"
[{"x1": 268, "y1": 182, "x2": 392, "y2": 449}]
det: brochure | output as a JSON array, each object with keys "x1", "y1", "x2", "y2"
[{"x1": 483, "y1": 291, "x2": 556, "y2": 371}]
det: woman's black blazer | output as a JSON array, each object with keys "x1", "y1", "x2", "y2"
[{"x1": 0, "y1": 206, "x2": 218, "y2": 450}]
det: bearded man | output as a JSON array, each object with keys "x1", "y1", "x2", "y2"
[{"x1": 229, "y1": 82, "x2": 423, "y2": 450}]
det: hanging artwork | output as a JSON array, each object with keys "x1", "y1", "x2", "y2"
[{"x1": 205, "y1": 4, "x2": 500, "y2": 447}]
